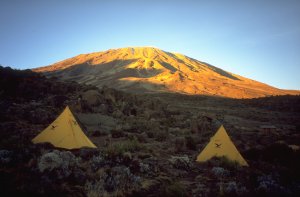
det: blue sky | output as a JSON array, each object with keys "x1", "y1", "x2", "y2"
[{"x1": 0, "y1": 0, "x2": 299, "y2": 90}]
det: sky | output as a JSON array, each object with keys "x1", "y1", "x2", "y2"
[{"x1": 0, "y1": 0, "x2": 300, "y2": 90}]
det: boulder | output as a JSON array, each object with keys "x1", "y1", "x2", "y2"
[
  {"x1": 82, "y1": 90, "x2": 102, "y2": 106},
  {"x1": 169, "y1": 155, "x2": 191, "y2": 170}
]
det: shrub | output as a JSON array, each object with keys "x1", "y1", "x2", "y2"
[
  {"x1": 111, "y1": 129, "x2": 124, "y2": 138},
  {"x1": 190, "y1": 116, "x2": 212, "y2": 134},
  {"x1": 85, "y1": 173, "x2": 106, "y2": 197},
  {"x1": 174, "y1": 137, "x2": 185, "y2": 152},
  {"x1": 169, "y1": 155, "x2": 191, "y2": 170},
  {"x1": 38, "y1": 150, "x2": 80, "y2": 179},
  {"x1": 146, "y1": 130, "x2": 155, "y2": 138},
  {"x1": 91, "y1": 130, "x2": 108, "y2": 137},
  {"x1": 208, "y1": 156, "x2": 240, "y2": 170},
  {"x1": 225, "y1": 181, "x2": 238, "y2": 194},
  {"x1": 90, "y1": 155, "x2": 107, "y2": 171},
  {"x1": 105, "y1": 138, "x2": 142, "y2": 158},
  {"x1": 224, "y1": 181, "x2": 248, "y2": 196},
  {"x1": 219, "y1": 156, "x2": 240, "y2": 169},
  {"x1": 38, "y1": 151, "x2": 63, "y2": 172},
  {"x1": 85, "y1": 166, "x2": 141, "y2": 196},
  {"x1": 78, "y1": 148, "x2": 99, "y2": 160},
  {"x1": 80, "y1": 100, "x2": 92, "y2": 112},
  {"x1": 263, "y1": 143, "x2": 296, "y2": 166},
  {"x1": 106, "y1": 166, "x2": 141, "y2": 192},
  {"x1": 139, "y1": 162, "x2": 151, "y2": 174},
  {"x1": 211, "y1": 167, "x2": 229, "y2": 177},
  {"x1": 155, "y1": 130, "x2": 169, "y2": 141},
  {"x1": 160, "y1": 181, "x2": 188, "y2": 197},
  {"x1": 245, "y1": 143, "x2": 300, "y2": 170},
  {"x1": 122, "y1": 137, "x2": 142, "y2": 152},
  {"x1": 185, "y1": 135, "x2": 197, "y2": 150},
  {"x1": 135, "y1": 133, "x2": 148, "y2": 143},
  {"x1": 256, "y1": 174, "x2": 284, "y2": 195},
  {"x1": 0, "y1": 149, "x2": 12, "y2": 164},
  {"x1": 105, "y1": 143, "x2": 125, "y2": 159}
]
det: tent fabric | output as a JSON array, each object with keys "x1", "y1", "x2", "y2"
[
  {"x1": 196, "y1": 125, "x2": 248, "y2": 166},
  {"x1": 32, "y1": 106, "x2": 97, "y2": 149}
]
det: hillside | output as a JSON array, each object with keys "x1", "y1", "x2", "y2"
[
  {"x1": 34, "y1": 47, "x2": 299, "y2": 98},
  {"x1": 1, "y1": 66, "x2": 300, "y2": 196}
]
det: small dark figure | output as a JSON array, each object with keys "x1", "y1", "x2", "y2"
[{"x1": 215, "y1": 143, "x2": 222, "y2": 148}]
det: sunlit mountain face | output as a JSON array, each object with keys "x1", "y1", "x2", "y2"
[{"x1": 34, "y1": 47, "x2": 299, "y2": 98}]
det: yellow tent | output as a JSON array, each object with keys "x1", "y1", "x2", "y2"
[
  {"x1": 196, "y1": 125, "x2": 248, "y2": 166},
  {"x1": 32, "y1": 106, "x2": 97, "y2": 149}
]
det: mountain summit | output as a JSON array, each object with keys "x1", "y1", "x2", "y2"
[{"x1": 34, "y1": 47, "x2": 299, "y2": 98}]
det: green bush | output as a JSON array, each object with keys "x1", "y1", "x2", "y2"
[{"x1": 105, "y1": 138, "x2": 142, "y2": 158}]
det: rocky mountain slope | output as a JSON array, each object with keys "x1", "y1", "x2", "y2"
[{"x1": 34, "y1": 47, "x2": 299, "y2": 98}]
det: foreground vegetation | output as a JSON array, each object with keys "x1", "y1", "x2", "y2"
[{"x1": 0, "y1": 66, "x2": 299, "y2": 196}]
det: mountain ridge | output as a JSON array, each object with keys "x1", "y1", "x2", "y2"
[{"x1": 33, "y1": 47, "x2": 300, "y2": 98}]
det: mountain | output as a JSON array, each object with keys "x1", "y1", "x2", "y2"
[{"x1": 34, "y1": 47, "x2": 299, "y2": 98}]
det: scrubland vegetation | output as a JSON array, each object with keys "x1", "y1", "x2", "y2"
[{"x1": 0, "y1": 66, "x2": 299, "y2": 196}]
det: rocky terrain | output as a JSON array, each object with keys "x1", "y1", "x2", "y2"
[
  {"x1": 34, "y1": 47, "x2": 300, "y2": 98},
  {"x1": 1, "y1": 66, "x2": 300, "y2": 197}
]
